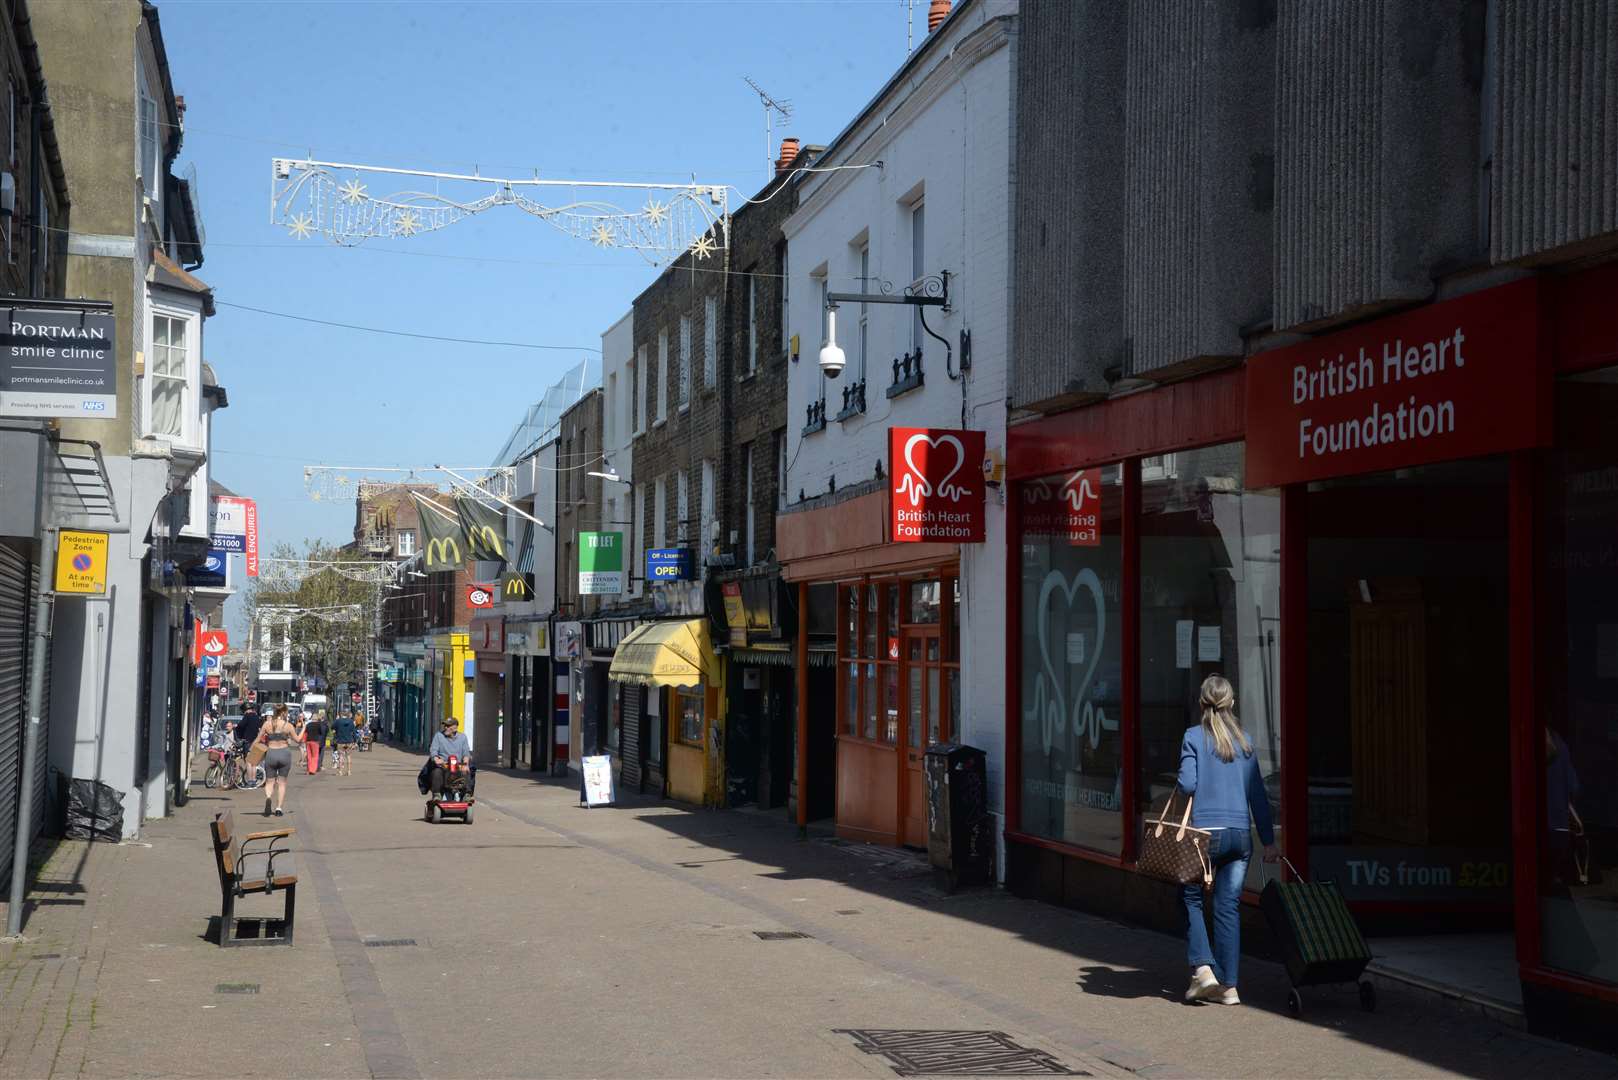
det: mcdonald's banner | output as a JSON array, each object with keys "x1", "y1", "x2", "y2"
[
  {"x1": 416, "y1": 495, "x2": 466, "y2": 572},
  {"x1": 500, "y1": 571, "x2": 535, "y2": 602},
  {"x1": 455, "y1": 495, "x2": 508, "y2": 563}
]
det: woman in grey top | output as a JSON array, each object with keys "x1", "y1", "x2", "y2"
[{"x1": 258, "y1": 705, "x2": 300, "y2": 817}]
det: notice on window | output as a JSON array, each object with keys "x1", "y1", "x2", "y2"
[
  {"x1": 1197, "y1": 625, "x2": 1221, "y2": 663},
  {"x1": 1175, "y1": 621, "x2": 1194, "y2": 669},
  {"x1": 1066, "y1": 633, "x2": 1085, "y2": 665}
]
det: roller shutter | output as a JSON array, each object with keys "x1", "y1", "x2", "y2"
[
  {"x1": 619, "y1": 683, "x2": 642, "y2": 792},
  {"x1": 25, "y1": 560, "x2": 49, "y2": 840},
  {"x1": 0, "y1": 545, "x2": 30, "y2": 885}
]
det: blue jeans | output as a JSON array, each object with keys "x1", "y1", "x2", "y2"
[{"x1": 1183, "y1": 827, "x2": 1251, "y2": 987}]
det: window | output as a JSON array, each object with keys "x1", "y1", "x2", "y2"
[
  {"x1": 633, "y1": 483, "x2": 645, "y2": 593},
  {"x1": 678, "y1": 316, "x2": 691, "y2": 410},
  {"x1": 815, "y1": 273, "x2": 830, "y2": 400},
  {"x1": 656, "y1": 331, "x2": 668, "y2": 423},
  {"x1": 634, "y1": 346, "x2": 646, "y2": 434},
  {"x1": 676, "y1": 469, "x2": 689, "y2": 542},
  {"x1": 1018, "y1": 464, "x2": 1124, "y2": 852},
  {"x1": 858, "y1": 244, "x2": 870, "y2": 382},
  {"x1": 747, "y1": 272, "x2": 758, "y2": 375},
  {"x1": 397, "y1": 529, "x2": 417, "y2": 557},
  {"x1": 776, "y1": 430, "x2": 788, "y2": 512},
  {"x1": 778, "y1": 241, "x2": 790, "y2": 356},
  {"x1": 838, "y1": 576, "x2": 957, "y2": 750},
  {"x1": 149, "y1": 312, "x2": 190, "y2": 438},
  {"x1": 137, "y1": 73, "x2": 160, "y2": 201},
  {"x1": 7, "y1": 81, "x2": 14, "y2": 167},
  {"x1": 910, "y1": 200, "x2": 926, "y2": 350},
  {"x1": 677, "y1": 688, "x2": 704, "y2": 746},
  {"x1": 703, "y1": 296, "x2": 718, "y2": 387},
  {"x1": 700, "y1": 460, "x2": 715, "y2": 560},
  {"x1": 743, "y1": 444, "x2": 756, "y2": 566},
  {"x1": 654, "y1": 477, "x2": 667, "y2": 549},
  {"x1": 1139, "y1": 446, "x2": 1280, "y2": 891}
]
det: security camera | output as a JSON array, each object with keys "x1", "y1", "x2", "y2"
[{"x1": 819, "y1": 304, "x2": 846, "y2": 379}]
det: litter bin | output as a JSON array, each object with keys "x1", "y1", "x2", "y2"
[{"x1": 923, "y1": 742, "x2": 993, "y2": 889}]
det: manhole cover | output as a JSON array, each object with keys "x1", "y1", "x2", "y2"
[
  {"x1": 363, "y1": 938, "x2": 417, "y2": 948},
  {"x1": 753, "y1": 930, "x2": 811, "y2": 941},
  {"x1": 215, "y1": 983, "x2": 260, "y2": 995},
  {"x1": 834, "y1": 1029, "x2": 1087, "y2": 1077}
]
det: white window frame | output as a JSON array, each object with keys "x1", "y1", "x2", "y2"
[
  {"x1": 676, "y1": 469, "x2": 689, "y2": 543},
  {"x1": 703, "y1": 295, "x2": 718, "y2": 387},
  {"x1": 747, "y1": 273, "x2": 758, "y2": 375},
  {"x1": 744, "y1": 444, "x2": 756, "y2": 566},
  {"x1": 654, "y1": 477, "x2": 667, "y2": 549},
  {"x1": 814, "y1": 272, "x2": 829, "y2": 402},
  {"x1": 656, "y1": 331, "x2": 669, "y2": 424},
  {"x1": 678, "y1": 315, "x2": 692, "y2": 411},
  {"x1": 700, "y1": 459, "x2": 715, "y2": 558},
  {"x1": 1140, "y1": 454, "x2": 1179, "y2": 482},
  {"x1": 137, "y1": 67, "x2": 160, "y2": 204},
  {"x1": 146, "y1": 303, "x2": 198, "y2": 444},
  {"x1": 633, "y1": 345, "x2": 647, "y2": 434},
  {"x1": 777, "y1": 432, "x2": 788, "y2": 512},
  {"x1": 910, "y1": 200, "x2": 926, "y2": 351},
  {"x1": 634, "y1": 483, "x2": 646, "y2": 594},
  {"x1": 858, "y1": 244, "x2": 870, "y2": 383},
  {"x1": 397, "y1": 529, "x2": 417, "y2": 557},
  {"x1": 779, "y1": 244, "x2": 790, "y2": 356}
]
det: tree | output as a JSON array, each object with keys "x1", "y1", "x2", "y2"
[{"x1": 242, "y1": 540, "x2": 378, "y2": 695}]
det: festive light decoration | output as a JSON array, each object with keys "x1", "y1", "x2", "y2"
[
  {"x1": 301, "y1": 466, "x2": 515, "y2": 504},
  {"x1": 271, "y1": 157, "x2": 730, "y2": 265}
]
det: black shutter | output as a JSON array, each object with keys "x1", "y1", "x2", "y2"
[
  {"x1": 620, "y1": 683, "x2": 643, "y2": 792},
  {"x1": 0, "y1": 545, "x2": 31, "y2": 884},
  {"x1": 24, "y1": 559, "x2": 49, "y2": 838}
]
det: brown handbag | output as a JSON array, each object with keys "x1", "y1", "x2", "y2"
[{"x1": 1139, "y1": 791, "x2": 1213, "y2": 890}]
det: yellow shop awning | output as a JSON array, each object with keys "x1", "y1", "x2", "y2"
[{"x1": 608, "y1": 619, "x2": 716, "y2": 688}]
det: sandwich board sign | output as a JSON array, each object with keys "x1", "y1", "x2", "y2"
[{"x1": 582, "y1": 754, "x2": 614, "y2": 806}]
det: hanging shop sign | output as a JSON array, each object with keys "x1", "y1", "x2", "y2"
[
  {"x1": 244, "y1": 499, "x2": 260, "y2": 578},
  {"x1": 209, "y1": 497, "x2": 249, "y2": 552},
  {"x1": 199, "y1": 629, "x2": 229, "y2": 660},
  {"x1": 0, "y1": 305, "x2": 116, "y2": 420},
  {"x1": 646, "y1": 547, "x2": 696, "y2": 581},
  {"x1": 499, "y1": 571, "x2": 535, "y2": 602},
  {"x1": 721, "y1": 581, "x2": 747, "y2": 647},
  {"x1": 467, "y1": 583, "x2": 495, "y2": 609},
  {"x1": 889, "y1": 427, "x2": 987, "y2": 543},
  {"x1": 1021, "y1": 468, "x2": 1103, "y2": 546},
  {"x1": 1246, "y1": 278, "x2": 1550, "y2": 488},
  {"x1": 186, "y1": 547, "x2": 230, "y2": 588},
  {"x1": 54, "y1": 529, "x2": 109, "y2": 594},
  {"x1": 578, "y1": 531, "x2": 624, "y2": 594}
]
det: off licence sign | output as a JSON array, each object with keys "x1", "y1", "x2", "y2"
[{"x1": 54, "y1": 530, "x2": 108, "y2": 594}]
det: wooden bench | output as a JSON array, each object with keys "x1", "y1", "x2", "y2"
[{"x1": 209, "y1": 809, "x2": 297, "y2": 947}]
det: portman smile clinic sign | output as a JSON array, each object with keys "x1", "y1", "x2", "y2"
[{"x1": 1245, "y1": 279, "x2": 1550, "y2": 488}]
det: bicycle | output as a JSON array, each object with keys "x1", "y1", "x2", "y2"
[
  {"x1": 228, "y1": 744, "x2": 265, "y2": 790},
  {"x1": 202, "y1": 743, "x2": 231, "y2": 789}
]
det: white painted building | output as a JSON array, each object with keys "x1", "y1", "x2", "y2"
[{"x1": 777, "y1": 0, "x2": 1017, "y2": 858}]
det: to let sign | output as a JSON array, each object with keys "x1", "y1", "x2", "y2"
[
  {"x1": 889, "y1": 427, "x2": 986, "y2": 543},
  {"x1": 578, "y1": 531, "x2": 624, "y2": 595},
  {"x1": 54, "y1": 530, "x2": 108, "y2": 594},
  {"x1": 1246, "y1": 279, "x2": 1549, "y2": 488}
]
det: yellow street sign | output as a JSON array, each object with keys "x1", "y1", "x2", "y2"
[{"x1": 55, "y1": 530, "x2": 109, "y2": 594}]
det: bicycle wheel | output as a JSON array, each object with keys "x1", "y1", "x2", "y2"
[
  {"x1": 242, "y1": 765, "x2": 265, "y2": 790},
  {"x1": 203, "y1": 762, "x2": 222, "y2": 789}
]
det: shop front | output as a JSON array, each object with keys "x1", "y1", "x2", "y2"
[
  {"x1": 425, "y1": 631, "x2": 470, "y2": 737},
  {"x1": 608, "y1": 618, "x2": 724, "y2": 806},
  {"x1": 469, "y1": 615, "x2": 505, "y2": 764},
  {"x1": 717, "y1": 567, "x2": 799, "y2": 811},
  {"x1": 585, "y1": 616, "x2": 640, "y2": 786},
  {"x1": 1005, "y1": 267, "x2": 1618, "y2": 1046},
  {"x1": 503, "y1": 620, "x2": 547, "y2": 770}
]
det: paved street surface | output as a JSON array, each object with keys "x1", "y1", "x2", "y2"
[{"x1": 0, "y1": 745, "x2": 1612, "y2": 1080}]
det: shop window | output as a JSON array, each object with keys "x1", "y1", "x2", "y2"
[
  {"x1": 1138, "y1": 442, "x2": 1281, "y2": 890},
  {"x1": 1544, "y1": 371, "x2": 1618, "y2": 985},
  {"x1": 1018, "y1": 465, "x2": 1124, "y2": 853},
  {"x1": 677, "y1": 688, "x2": 703, "y2": 746},
  {"x1": 909, "y1": 579, "x2": 941, "y2": 624},
  {"x1": 838, "y1": 580, "x2": 908, "y2": 745}
]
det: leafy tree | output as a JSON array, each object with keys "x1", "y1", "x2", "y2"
[{"x1": 242, "y1": 539, "x2": 376, "y2": 695}]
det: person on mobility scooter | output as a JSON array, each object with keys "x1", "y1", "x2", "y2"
[{"x1": 419, "y1": 717, "x2": 476, "y2": 823}]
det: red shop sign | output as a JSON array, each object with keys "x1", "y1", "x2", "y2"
[
  {"x1": 1022, "y1": 468, "x2": 1102, "y2": 547},
  {"x1": 889, "y1": 427, "x2": 986, "y2": 543},
  {"x1": 1245, "y1": 278, "x2": 1550, "y2": 489}
]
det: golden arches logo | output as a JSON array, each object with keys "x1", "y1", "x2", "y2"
[
  {"x1": 467, "y1": 524, "x2": 504, "y2": 557},
  {"x1": 503, "y1": 575, "x2": 529, "y2": 598},
  {"x1": 425, "y1": 536, "x2": 462, "y2": 566}
]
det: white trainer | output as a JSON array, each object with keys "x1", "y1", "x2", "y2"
[
  {"x1": 1184, "y1": 965, "x2": 1219, "y2": 1002},
  {"x1": 1216, "y1": 987, "x2": 1241, "y2": 1005}
]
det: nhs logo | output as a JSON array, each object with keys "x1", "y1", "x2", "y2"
[{"x1": 81, "y1": 400, "x2": 106, "y2": 412}]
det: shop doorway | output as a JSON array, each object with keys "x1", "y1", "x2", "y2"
[
  {"x1": 901, "y1": 627, "x2": 947, "y2": 848},
  {"x1": 1306, "y1": 459, "x2": 1512, "y2": 926}
]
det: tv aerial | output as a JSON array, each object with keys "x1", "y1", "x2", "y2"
[{"x1": 743, "y1": 76, "x2": 794, "y2": 182}]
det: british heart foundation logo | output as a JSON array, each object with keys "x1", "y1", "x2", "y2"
[{"x1": 889, "y1": 427, "x2": 986, "y2": 543}]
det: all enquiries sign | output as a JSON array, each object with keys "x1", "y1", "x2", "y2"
[
  {"x1": 578, "y1": 531, "x2": 624, "y2": 595},
  {"x1": 890, "y1": 427, "x2": 986, "y2": 543},
  {"x1": 1246, "y1": 279, "x2": 1550, "y2": 488}
]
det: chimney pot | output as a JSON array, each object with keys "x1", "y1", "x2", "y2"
[
  {"x1": 775, "y1": 136, "x2": 801, "y2": 175},
  {"x1": 928, "y1": 0, "x2": 951, "y2": 32}
]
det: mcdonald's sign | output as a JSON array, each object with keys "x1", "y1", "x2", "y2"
[
  {"x1": 500, "y1": 571, "x2": 535, "y2": 601},
  {"x1": 456, "y1": 495, "x2": 507, "y2": 563},
  {"x1": 424, "y1": 534, "x2": 463, "y2": 572}
]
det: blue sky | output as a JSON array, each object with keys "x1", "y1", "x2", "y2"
[{"x1": 154, "y1": 0, "x2": 928, "y2": 623}]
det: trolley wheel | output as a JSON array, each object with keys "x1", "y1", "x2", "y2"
[
  {"x1": 425, "y1": 802, "x2": 438, "y2": 824},
  {"x1": 1287, "y1": 988, "x2": 1303, "y2": 1018},
  {"x1": 462, "y1": 806, "x2": 473, "y2": 825},
  {"x1": 1358, "y1": 980, "x2": 1377, "y2": 1012}
]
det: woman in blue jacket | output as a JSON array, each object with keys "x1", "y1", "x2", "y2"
[{"x1": 1178, "y1": 674, "x2": 1278, "y2": 1005}]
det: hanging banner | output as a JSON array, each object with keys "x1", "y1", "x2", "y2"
[
  {"x1": 415, "y1": 494, "x2": 465, "y2": 572},
  {"x1": 209, "y1": 496, "x2": 248, "y2": 552},
  {"x1": 1022, "y1": 468, "x2": 1102, "y2": 547},
  {"x1": 244, "y1": 499, "x2": 260, "y2": 578},
  {"x1": 578, "y1": 531, "x2": 624, "y2": 595},
  {"x1": 1246, "y1": 278, "x2": 1549, "y2": 488},
  {"x1": 455, "y1": 495, "x2": 507, "y2": 563},
  {"x1": 889, "y1": 427, "x2": 987, "y2": 543}
]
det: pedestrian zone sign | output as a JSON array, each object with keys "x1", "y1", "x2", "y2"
[{"x1": 55, "y1": 530, "x2": 108, "y2": 594}]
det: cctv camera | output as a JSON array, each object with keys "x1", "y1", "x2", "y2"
[{"x1": 819, "y1": 342, "x2": 845, "y2": 379}]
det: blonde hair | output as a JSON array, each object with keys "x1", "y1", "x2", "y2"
[{"x1": 1199, "y1": 674, "x2": 1251, "y2": 763}]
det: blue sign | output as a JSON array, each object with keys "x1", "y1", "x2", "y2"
[
  {"x1": 203, "y1": 655, "x2": 220, "y2": 671},
  {"x1": 646, "y1": 548, "x2": 696, "y2": 581},
  {"x1": 194, "y1": 666, "x2": 206, "y2": 687},
  {"x1": 186, "y1": 548, "x2": 229, "y2": 588}
]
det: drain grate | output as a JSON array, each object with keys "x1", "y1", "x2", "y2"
[
  {"x1": 215, "y1": 983, "x2": 261, "y2": 995},
  {"x1": 753, "y1": 930, "x2": 811, "y2": 941},
  {"x1": 362, "y1": 938, "x2": 417, "y2": 948},
  {"x1": 835, "y1": 1029, "x2": 1087, "y2": 1077}
]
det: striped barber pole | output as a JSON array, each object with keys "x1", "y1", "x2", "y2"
[{"x1": 553, "y1": 669, "x2": 570, "y2": 763}]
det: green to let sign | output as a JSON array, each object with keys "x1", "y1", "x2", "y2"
[{"x1": 578, "y1": 531, "x2": 624, "y2": 595}]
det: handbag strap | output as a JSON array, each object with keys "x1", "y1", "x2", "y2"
[
  {"x1": 1152, "y1": 790, "x2": 1195, "y2": 839},
  {"x1": 1174, "y1": 793, "x2": 1195, "y2": 840}
]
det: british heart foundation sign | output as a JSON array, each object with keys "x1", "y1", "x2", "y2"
[
  {"x1": 890, "y1": 427, "x2": 986, "y2": 543},
  {"x1": 1246, "y1": 278, "x2": 1549, "y2": 489},
  {"x1": 1022, "y1": 469, "x2": 1102, "y2": 546}
]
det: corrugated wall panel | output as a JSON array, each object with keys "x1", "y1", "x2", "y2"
[
  {"x1": 0, "y1": 546, "x2": 30, "y2": 886},
  {"x1": 1492, "y1": 0, "x2": 1618, "y2": 263}
]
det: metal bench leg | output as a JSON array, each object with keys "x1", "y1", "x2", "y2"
[
  {"x1": 219, "y1": 889, "x2": 236, "y2": 948},
  {"x1": 282, "y1": 883, "x2": 296, "y2": 945}
]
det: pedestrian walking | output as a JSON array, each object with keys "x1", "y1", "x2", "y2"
[
  {"x1": 1178, "y1": 674, "x2": 1277, "y2": 1006},
  {"x1": 258, "y1": 705, "x2": 299, "y2": 817},
  {"x1": 301, "y1": 710, "x2": 327, "y2": 775},
  {"x1": 333, "y1": 711, "x2": 357, "y2": 776}
]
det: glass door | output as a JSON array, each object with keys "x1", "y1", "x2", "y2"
[{"x1": 901, "y1": 627, "x2": 947, "y2": 848}]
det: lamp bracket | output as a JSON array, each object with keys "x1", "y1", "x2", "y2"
[{"x1": 826, "y1": 271, "x2": 949, "y2": 313}]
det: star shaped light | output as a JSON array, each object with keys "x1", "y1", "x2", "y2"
[
  {"x1": 287, "y1": 213, "x2": 315, "y2": 239},
  {"x1": 591, "y1": 221, "x2": 615, "y2": 248},
  {"x1": 690, "y1": 233, "x2": 717, "y2": 261},
  {"x1": 396, "y1": 209, "x2": 421, "y2": 237},
  {"x1": 338, "y1": 178, "x2": 367, "y2": 204},
  {"x1": 643, "y1": 200, "x2": 669, "y2": 227}
]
